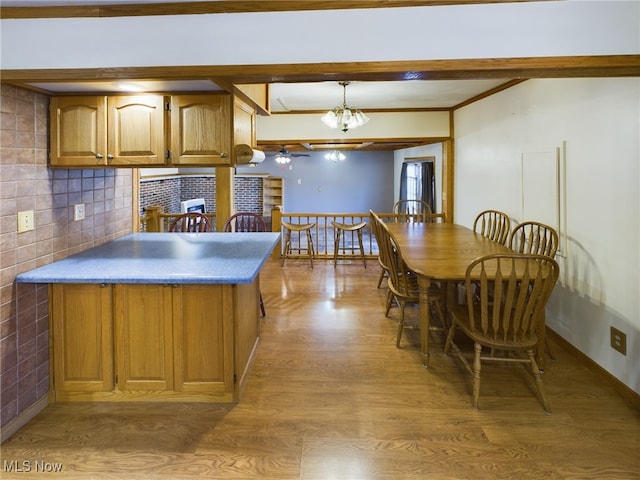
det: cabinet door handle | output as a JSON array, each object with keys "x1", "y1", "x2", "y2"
[
  {"x1": 107, "y1": 154, "x2": 114, "y2": 160},
  {"x1": 221, "y1": 152, "x2": 228, "y2": 158},
  {"x1": 96, "y1": 154, "x2": 103, "y2": 159}
]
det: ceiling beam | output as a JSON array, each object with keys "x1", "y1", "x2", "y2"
[
  {"x1": 3, "y1": 55, "x2": 639, "y2": 87},
  {"x1": 257, "y1": 138, "x2": 450, "y2": 151},
  {"x1": 1, "y1": 0, "x2": 549, "y2": 20}
]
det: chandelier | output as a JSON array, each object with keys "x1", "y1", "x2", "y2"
[
  {"x1": 324, "y1": 150, "x2": 346, "y2": 162},
  {"x1": 321, "y1": 82, "x2": 369, "y2": 132}
]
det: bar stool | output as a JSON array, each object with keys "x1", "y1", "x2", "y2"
[
  {"x1": 281, "y1": 221, "x2": 316, "y2": 268},
  {"x1": 331, "y1": 221, "x2": 367, "y2": 268}
]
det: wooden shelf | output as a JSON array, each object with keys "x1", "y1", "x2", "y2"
[{"x1": 263, "y1": 176, "x2": 284, "y2": 218}]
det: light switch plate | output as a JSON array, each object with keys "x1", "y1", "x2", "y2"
[
  {"x1": 18, "y1": 210, "x2": 34, "y2": 233},
  {"x1": 74, "y1": 204, "x2": 85, "y2": 221}
]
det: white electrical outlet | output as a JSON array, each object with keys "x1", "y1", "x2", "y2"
[
  {"x1": 74, "y1": 204, "x2": 85, "y2": 221},
  {"x1": 17, "y1": 210, "x2": 34, "y2": 233}
]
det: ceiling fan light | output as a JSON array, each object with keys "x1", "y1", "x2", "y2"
[
  {"x1": 274, "y1": 154, "x2": 290, "y2": 165},
  {"x1": 325, "y1": 150, "x2": 346, "y2": 162}
]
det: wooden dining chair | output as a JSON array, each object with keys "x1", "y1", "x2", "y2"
[
  {"x1": 444, "y1": 253, "x2": 560, "y2": 414},
  {"x1": 223, "y1": 212, "x2": 267, "y2": 317},
  {"x1": 473, "y1": 209, "x2": 511, "y2": 245},
  {"x1": 509, "y1": 221, "x2": 559, "y2": 257},
  {"x1": 223, "y1": 212, "x2": 267, "y2": 233},
  {"x1": 169, "y1": 212, "x2": 212, "y2": 233},
  {"x1": 470, "y1": 209, "x2": 511, "y2": 311},
  {"x1": 369, "y1": 211, "x2": 390, "y2": 289},
  {"x1": 508, "y1": 220, "x2": 559, "y2": 363},
  {"x1": 375, "y1": 214, "x2": 443, "y2": 348},
  {"x1": 392, "y1": 199, "x2": 433, "y2": 223}
]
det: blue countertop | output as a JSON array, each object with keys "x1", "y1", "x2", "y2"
[{"x1": 16, "y1": 232, "x2": 281, "y2": 284}]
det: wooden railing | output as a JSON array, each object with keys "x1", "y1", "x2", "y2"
[
  {"x1": 270, "y1": 206, "x2": 445, "y2": 262},
  {"x1": 140, "y1": 205, "x2": 445, "y2": 263},
  {"x1": 141, "y1": 206, "x2": 217, "y2": 232}
]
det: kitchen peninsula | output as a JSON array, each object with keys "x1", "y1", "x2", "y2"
[{"x1": 16, "y1": 232, "x2": 280, "y2": 404}]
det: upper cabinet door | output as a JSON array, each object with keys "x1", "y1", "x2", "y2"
[
  {"x1": 107, "y1": 95, "x2": 167, "y2": 166},
  {"x1": 170, "y1": 94, "x2": 231, "y2": 165},
  {"x1": 50, "y1": 96, "x2": 108, "y2": 167},
  {"x1": 233, "y1": 96, "x2": 256, "y2": 149}
]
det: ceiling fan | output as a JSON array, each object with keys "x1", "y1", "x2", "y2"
[{"x1": 265, "y1": 146, "x2": 310, "y2": 164}]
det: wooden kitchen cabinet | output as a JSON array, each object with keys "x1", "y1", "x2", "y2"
[
  {"x1": 233, "y1": 96, "x2": 256, "y2": 150},
  {"x1": 172, "y1": 284, "x2": 231, "y2": 397},
  {"x1": 49, "y1": 281, "x2": 259, "y2": 403},
  {"x1": 50, "y1": 283, "x2": 114, "y2": 399},
  {"x1": 107, "y1": 96, "x2": 166, "y2": 166},
  {"x1": 50, "y1": 93, "x2": 251, "y2": 167},
  {"x1": 114, "y1": 284, "x2": 174, "y2": 392},
  {"x1": 49, "y1": 95, "x2": 166, "y2": 167},
  {"x1": 169, "y1": 94, "x2": 232, "y2": 165}
]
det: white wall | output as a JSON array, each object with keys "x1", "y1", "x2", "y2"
[
  {"x1": 454, "y1": 78, "x2": 640, "y2": 393},
  {"x1": 236, "y1": 151, "x2": 395, "y2": 213},
  {"x1": 257, "y1": 112, "x2": 450, "y2": 141}
]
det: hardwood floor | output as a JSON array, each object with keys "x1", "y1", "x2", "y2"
[{"x1": 2, "y1": 259, "x2": 639, "y2": 479}]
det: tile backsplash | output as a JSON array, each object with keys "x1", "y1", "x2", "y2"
[{"x1": 0, "y1": 85, "x2": 133, "y2": 435}]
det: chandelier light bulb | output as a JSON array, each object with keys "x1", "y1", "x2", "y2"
[{"x1": 321, "y1": 82, "x2": 369, "y2": 132}]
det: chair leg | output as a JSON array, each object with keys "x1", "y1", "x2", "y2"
[
  {"x1": 333, "y1": 229, "x2": 340, "y2": 268},
  {"x1": 429, "y1": 296, "x2": 445, "y2": 330},
  {"x1": 306, "y1": 230, "x2": 314, "y2": 269},
  {"x1": 281, "y1": 230, "x2": 292, "y2": 267},
  {"x1": 443, "y1": 320, "x2": 456, "y2": 355},
  {"x1": 528, "y1": 350, "x2": 552, "y2": 415},
  {"x1": 471, "y1": 343, "x2": 482, "y2": 410},
  {"x1": 396, "y1": 302, "x2": 406, "y2": 348},
  {"x1": 377, "y1": 269, "x2": 386, "y2": 288},
  {"x1": 385, "y1": 290, "x2": 395, "y2": 317},
  {"x1": 357, "y1": 230, "x2": 366, "y2": 268}
]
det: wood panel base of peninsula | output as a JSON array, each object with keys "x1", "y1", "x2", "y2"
[{"x1": 49, "y1": 279, "x2": 261, "y2": 404}]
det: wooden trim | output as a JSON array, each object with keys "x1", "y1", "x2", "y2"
[
  {"x1": 1, "y1": 0, "x2": 548, "y2": 20},
  {"x1": 273, "y1": 107, "x2": 451, "y2": 114},
  {"x1": 3, "y1": 56, "x2": 639, "y2": 87},
  {"x1": 442, "y1": 138, "x2": 454, "y2": 224},
  {"x1": 453, "y1": 79, "x2": 528, "y2": 110},
  {"x1": 256, "y1": 137, "x2": 451, "y2": 152},
  {"x1": 131, "y1": 169, "x2": 140, "y2": 232},
  {"x1": 547, "y1": 328, "x2": 640, "y2": 412}
]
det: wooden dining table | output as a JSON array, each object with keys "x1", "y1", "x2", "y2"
[{"x1": 385, "y1": 222, "x2": 527, "y2": 367}]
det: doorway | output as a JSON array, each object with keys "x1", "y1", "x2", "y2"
[{"x1": 399, "y1": 157, "x2": 436, "y2": 212}]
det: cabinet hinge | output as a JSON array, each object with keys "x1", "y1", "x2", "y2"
[
  {"x1": 233, "y1": 374, "x2": 237, "y2": 384},
  {"x1": 165, "y1": 101, "x2": 171, "y2": 111},
  {"x1": 165, "y1": 150, "x2": 171, "y2": 160}
]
